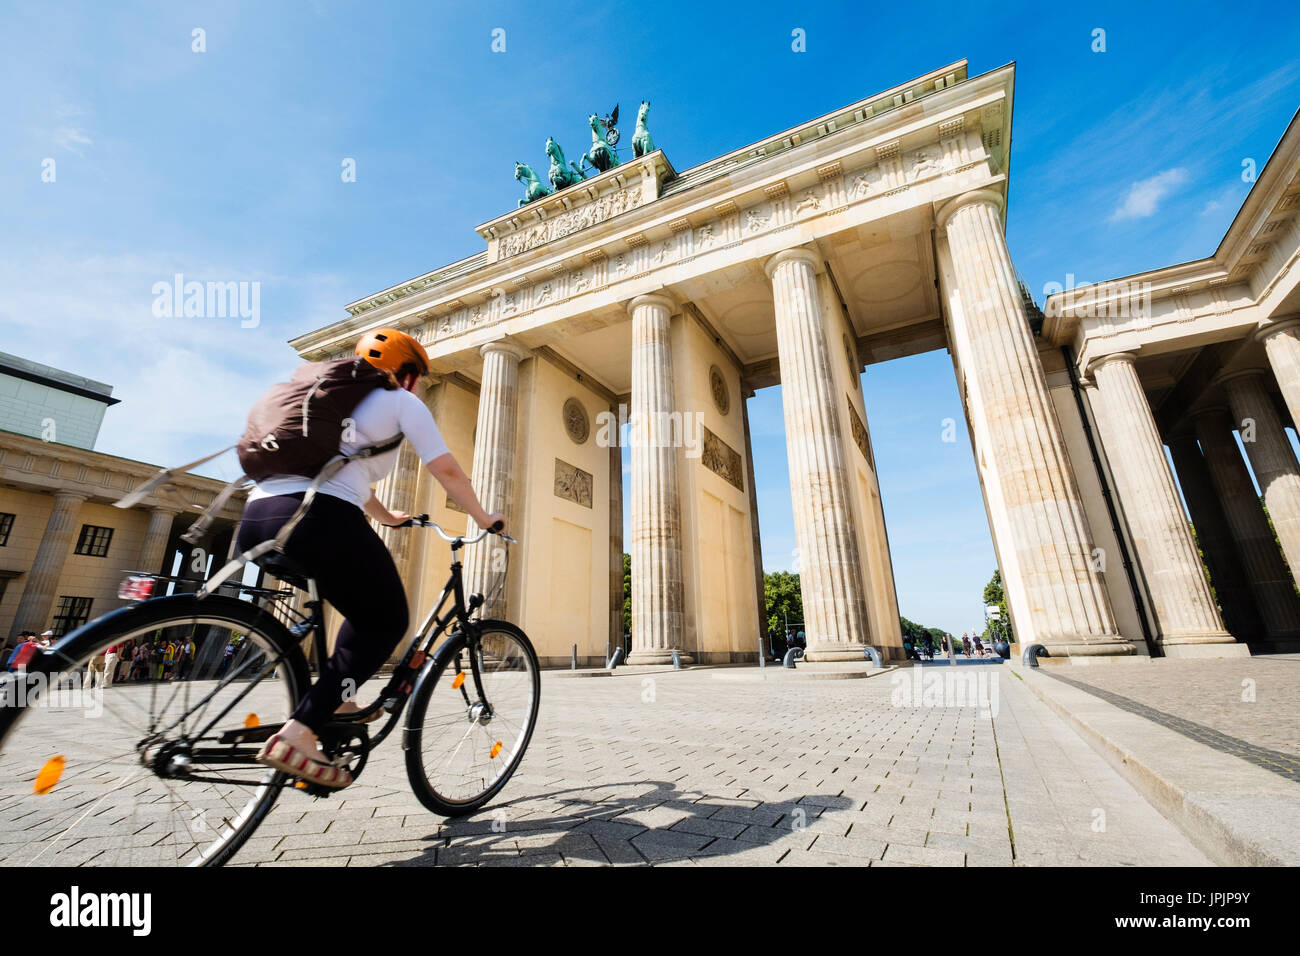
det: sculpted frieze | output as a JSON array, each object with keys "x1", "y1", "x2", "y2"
[{"x1": 498, "y1": 184, "x2": 643, "y2": 258}]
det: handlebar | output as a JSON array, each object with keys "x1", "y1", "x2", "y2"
[{"x1": 394, "y1": 514, "x2": 517, "y2": 544}]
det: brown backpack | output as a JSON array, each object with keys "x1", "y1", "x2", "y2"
[{"x1": 236, "y1": 358, "x2": 397, "y2": 480}]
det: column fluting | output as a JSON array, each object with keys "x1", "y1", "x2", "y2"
[
  {"x1": 1192, "y1": 406, "x2": 1300, "y2": 640},
  {"x1": 765, "y1": 248, "x2": 873, "y2": 661},
  {"x1": 938, "y1": 189, "x2": 1129, "y2": 655},
  {"x1": 463, "y1": 340, "x2": 529, "y2": 619},
  {"x1": 1089, "y1": 354, "x2": 1233, "y2": 646},
  {"x1": 12, "y1": 491, "x2": 88, "y2": 637},
  {"x1": 627, "y1": 293, "x2": 689, "y2": 665},
  {"x1": 1222, "y1": 369, "x2": 1300, "y2": 589}
]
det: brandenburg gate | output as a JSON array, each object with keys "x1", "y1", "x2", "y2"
[{"x1": 291, "y1": 59, "x2": 1300, "y2": 665}]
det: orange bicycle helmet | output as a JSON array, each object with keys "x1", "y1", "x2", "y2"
[{"x1": 355, "y1": 327, "x2": 430, "y2": 377}]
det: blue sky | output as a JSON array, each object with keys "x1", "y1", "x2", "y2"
[{"x1": 3, "y1": 0, "x2": 1299, "y2": 635}]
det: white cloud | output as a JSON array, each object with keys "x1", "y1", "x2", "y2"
[
  {"x1": 52, "y1": 126, "x2": 93, "y2": 156},
  {"x1": 1108, "y1": 167, "x2": 1190, "y2": 223}
]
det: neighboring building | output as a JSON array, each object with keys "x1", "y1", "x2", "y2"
[
  {"x1": 0, "y1": 350, "x2": 118, "y2": 450},
  {"x1": 1044, "y1": 106, "x2": 1300, "y2": 654},
  {"x1": 0, "y1": 359, "x2": 245, "y2": 649}
]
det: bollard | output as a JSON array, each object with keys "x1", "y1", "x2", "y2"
[
  {"x1": 862, "y1": 646, "x2": 882, "y2": 667},
  {"x1": 571, "y1": 644, "x2": 578, "y2": 670},
  {"x1": 607, "y1": 646, "x2": 624, "y2": 670},
  {"x1": 1022, "y1": 644, "x2": 1049, "y2": 668},
  {"x1": 782, "y1": 647, "x2": 804, "y2": 668}
]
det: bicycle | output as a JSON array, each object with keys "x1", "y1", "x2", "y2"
[{"x1": 0, "y1": 516, "x2": 540, "y2": 867}]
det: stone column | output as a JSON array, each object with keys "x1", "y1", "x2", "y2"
[
  {"x1": 765, "y1": 249, "x2": 873, "y2": 661},
  {"x1": 627, "y1": 293, "x2": 689, "y2": 665},
  {"x1": 137, "y1": 507, "x2": 179, "y2": 576},
  {"x1": 937, "y1": 189, "x2": 1130, "y2": 655},
  {"x1": 609, "y1": 407, "x2": 625, "y2": 659},
  {"x1": 463, "y1": 340, "x2": 529, "y2": 619},
  {"x1": 1192, "y1": 406, "x2": 1300, "y2": 640},
  {"x1": 1166, "y1": 433, "x2": 1263, "y2": 641},
  {"x1": 1222, "y1": 369, "x2": 1300, "y2": 587},
  {"x1": 12, "y1": 491, "x2": 87, "y2": 637},
  {"x1": 1088, "y1": 354, "x2": 1234, "y2": 649},
  {"x1": 374, "y1": 442, "x2": 421, "y2": 578},
  {"x1": 1257, "y1": 316, "x2": 1300, "y2": 429}
]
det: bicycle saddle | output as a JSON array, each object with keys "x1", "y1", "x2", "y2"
[{"x1": 256, "y1": 550, "x2": 313, "y2": 592}]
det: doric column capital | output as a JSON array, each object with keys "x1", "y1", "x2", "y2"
[
  {"x1": 627, "y1": 292, "x2": 676, "y2": 317},
  {"x1": 763, "y1": 247, "x2": 819, "y2": 279},
  {"x1": 479, "y1": 339, "x2": 530, "y2": 364},
  {"x1": 1085, "y1": 350, "x2": 1139, "y2": 377},
  {"x1": 1190, "y1": 403, "x2": 1231, "y2": 422},
  {"x1": 1255, "y1": 314, "x2": 1300, "y2": 343},
  {"x1": 1214, "y1": 367, "x2": 1270, "y2": 389},
  {"x1": 51, "y1": 491, "x2": 88, "y2": 508},
  {"x1": 935, "y1": 188, "x2": 1005, "y2": 231}
]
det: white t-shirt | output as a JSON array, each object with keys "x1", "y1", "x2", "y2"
[{"x1": 248, "y1": 387, "x2": 450, "y2": 509}]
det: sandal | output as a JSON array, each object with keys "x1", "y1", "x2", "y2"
[{"x1": 256, "y1": 734, "x2": 353, "y2": 789}]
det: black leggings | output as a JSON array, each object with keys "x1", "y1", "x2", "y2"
[{"x1": 236, "y1": 493, "x2": 408, "y2": 733}]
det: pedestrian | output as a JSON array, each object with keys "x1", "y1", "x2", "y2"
[
  {"x1": 179, "y1": 638, "x2": 195, "y2": 679},
  {"x1": 216, "y1": 641, "x2": 235, "y2": 678},
  {"x1": 961, "y1": 633, "x2": 972, "y2": 657},
  {"x1": 6, "y1": 632, "x2": 40, "y2": 671},
  {"x1": 129, "y1": 643, "x2": 151, "y2": 682},
  {"x1": 85, "y1": 650, "x2": 106, "y2": 689},
  {"x1": 38, "y1": 629, "x2": 55, "y2": 648},
  {"x1": 902, "y1": 638, "x2": 915, "y2": 661},
  {"x1": 103, "y1": 643, "x2": 120, "y2": 688},
  {"x1": 973, "y1": 634, "x2": 985, "y2": 657}
]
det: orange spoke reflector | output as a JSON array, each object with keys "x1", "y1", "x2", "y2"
[
  {"x1": 295, "y1": 780, "x2": 308, "y2": 789},
  {"x1": 35, "y1": 756, "x2": 65, "y2": 795},
  {"x1": 451, "y1": 673, "x2": 466, "y2": 690},
  {"x1": 490, "y1": 742, "x2": 502, "y2": 759},
  {"x1": 244, "y1": 714, "x2": 260, "y2": 728}
]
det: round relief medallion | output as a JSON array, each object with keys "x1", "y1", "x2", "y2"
[
  {"x1": 563, "y1": 397, "x2": 590, "y2": 444},
  {"x1": 709, "y1": 365, "x2": 730, "y2": 415}
]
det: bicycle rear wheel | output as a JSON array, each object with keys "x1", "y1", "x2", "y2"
[
  {"x1": 403, "y1": 621, "x2": 540, "y2": 817},
  {"x1": 0, "y1": 595, "x2": 309, "y2": 867}
]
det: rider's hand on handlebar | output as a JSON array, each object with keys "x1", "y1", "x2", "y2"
[
  {"x1": 484, "y1": 512, "x2": 506, "y2": 534},
  {"x1": 383, "y1": 510, "x2": 412, "y2": 528}
]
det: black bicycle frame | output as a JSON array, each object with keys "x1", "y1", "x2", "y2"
[{"x1": 293, "y1": 535, "x2": 492, "y2": 751}]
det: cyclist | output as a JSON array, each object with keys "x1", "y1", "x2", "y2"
[{"x1": 237, "y1": 328, "x2": 504, "y2": 790}]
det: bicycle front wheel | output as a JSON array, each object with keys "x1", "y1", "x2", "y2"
[
  {"x1": 0, "y1": 595, "x2": 309, "y2": 867},
  {"x1": 404, "y1": 621, "x2": 540, "y2": 817}
]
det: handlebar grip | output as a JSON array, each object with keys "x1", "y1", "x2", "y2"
[
  {"x1": 395, "y1": 514, "x2": 429, "y2": 528},
  {"x1": 488, "y1": 519, "x2": 505, "y2": 534}
]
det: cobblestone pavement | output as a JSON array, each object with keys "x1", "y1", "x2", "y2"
[
  {"x1": 1044, "y1": 655, "x2": 1300, "y2": 769},
  {"x1": 214, "y1": 663, "x2": 1209, "y2": 867}
]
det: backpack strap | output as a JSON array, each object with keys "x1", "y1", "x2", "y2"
[
  {"x1": 197, "y1": 433, "x2": 404, "y2": 598},
  {"x1": 113, "y1": 445, "x2": 236, "y2": 510},
  {"x1": 180, "y1": 473, "x2": 250, "y2": 546}
]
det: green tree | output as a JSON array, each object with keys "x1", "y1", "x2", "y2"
[
  {"x1": 981, "y1": 569, "x2": 1013, "y2": 642},
  {"x1": 763, "y1": 570, "x2": 803, "y2": 641},
  {"x1": 622, "y1": 552, "x2": 631, "y2": 635}
]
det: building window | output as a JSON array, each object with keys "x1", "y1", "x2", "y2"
[
  {"x1": 0, "y1": 513, "x2": 13, "y2": 546},
  {"x1": 74, "y1": 524, "x2": 114, "y2": 558},
  {"x1": 52, "y1": 596, "x2": 94, "y2": 635}
]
